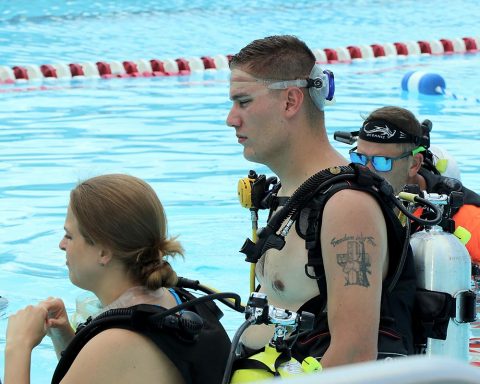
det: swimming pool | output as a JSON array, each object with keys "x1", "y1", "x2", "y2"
[{"x1": 1, "y1": 1, "x2": 480, "y2": 382}]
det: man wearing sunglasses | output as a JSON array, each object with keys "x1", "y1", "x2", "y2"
[{"x1": 352, "y1": 106, "x2": 480, "y2": 267}]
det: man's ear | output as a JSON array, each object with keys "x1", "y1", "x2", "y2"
[
  {"x1": 284, "y1": 87, "x2": 304, "y2": 117},
  {"x1": 408, "y1": 152, "x2": 423, "y2": 177}
]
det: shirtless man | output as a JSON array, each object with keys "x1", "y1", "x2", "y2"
[{"x1": 226, "y1": 35, "x2": 415, "y2": 367}]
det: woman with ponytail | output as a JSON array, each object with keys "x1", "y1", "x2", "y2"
[{"x1": 5, "y1": 174, "x2": 230, "y2": 384}]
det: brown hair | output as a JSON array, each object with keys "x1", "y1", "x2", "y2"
[
  {"x1": 230, "y1": 35, "x2": 322, "y2": 124},
  {"x1": 364, "y1": 106, "x2": 423, "y2": 151},
  {"x1": 230, "y1": 35, "x2": 316, "y2": 81},
  {"x1": 70, "y1": 174, "x2": 183, "y2": 290}
]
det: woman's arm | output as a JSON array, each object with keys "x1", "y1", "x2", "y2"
[
  {"x1": 4, "y1": 343, "x2": 32, "y2": 384},
  {"x1": 4, "y1": 305, "x2": 49, "y2": 384}
]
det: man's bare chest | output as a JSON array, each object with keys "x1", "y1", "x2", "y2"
[{"x1": 255, "y1": 230, "x2": 319, "y2": 309}]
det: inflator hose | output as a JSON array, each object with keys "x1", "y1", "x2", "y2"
[
  {"x1": 395, "y1": 192, "x2": 443, "y2": 226},
  {"x1": 176, "y1": 277, "x2": 245, "y2": 312},
  {"x1": 221, "y1": 320, "x2": 252, "y2": 384}
]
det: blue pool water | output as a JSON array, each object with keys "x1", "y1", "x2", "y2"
[{"x1": 1, "y1": 1, "x2": 480, "y2": 382}]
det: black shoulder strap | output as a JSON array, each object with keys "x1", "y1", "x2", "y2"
[
  {"x1": 303, "y1": 181, "x2": 351, "y2": 312},
  {"x1": 241, "y1": 166, "x2": 360, "y2": 265},
  {"x1": 302, "y1": 166, "x2": 409, "y2": 309}
]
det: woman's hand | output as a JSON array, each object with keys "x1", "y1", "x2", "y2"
[
  {"x1": 6, "y1": 305, "x2": 48, "y2": 350},
  {"x1": 39, "y1": 297, "x2": 72, "y2": 335},
  {"x1": 39, "y1": 297, "x2": 75, "y2": 358}
]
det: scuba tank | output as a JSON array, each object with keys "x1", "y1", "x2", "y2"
[
  {"x1": 410, "y1": 226, "x2": 471, "y2": 359},
  {"x1": 401, "y1": 189, "x2": 477, "y2": 360}
]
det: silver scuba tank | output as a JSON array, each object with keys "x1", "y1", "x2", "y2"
[{"x1": 410, "y1": 225, "x2": 471, "y2": 360}]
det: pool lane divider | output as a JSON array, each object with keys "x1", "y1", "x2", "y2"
[{"x1": 0, "y1": 36, "x2": 478, "y2": 84}]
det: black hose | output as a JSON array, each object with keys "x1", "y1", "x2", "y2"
[
  {"x1": 387, "y1": 215, "x2": 411, "y2": 293},
  {"x1": 176, "y1": 277, "x2": 245, "y2": 313},
  {"x1": 391, "y1": 194, "x2": 443, "y2": 227},
  {"x1": 266, "y1": 167, "x2": 356, "y2": 233},
  {"x1": 385, "y1": 192, "x2": 443, "y2": 293},
  {"x1": 151, "y1": 292, "x2": 243, "y2": 320},
  {"x1": 221, "y1": 320, "x2": 252, "y2": 384}
]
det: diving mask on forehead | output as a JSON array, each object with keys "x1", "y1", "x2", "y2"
[{"x1": 266, "y1": 64, "x2": 335, "y2": 111}]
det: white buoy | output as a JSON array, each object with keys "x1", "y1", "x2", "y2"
[{"x1": 401, "y1": 71, "x2": 446, "y2": 95}]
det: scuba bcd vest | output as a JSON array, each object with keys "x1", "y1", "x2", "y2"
[
  {"x1": 236, "y1": 164, "x2": 477, "y2": 365},
  {"x1": 52, "y1": 283, "x2": 237, "y2": 384},
  {"x1": 237, "y1": 164, "x2": 417, "y2": 362}
]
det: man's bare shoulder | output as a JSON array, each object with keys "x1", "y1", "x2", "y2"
[
  {"x1": 325, "y1": 188, "x2": 382, "y2": 211},
  {"x1": 321, "y1": 188, "x2": 388, "y2": 245}
]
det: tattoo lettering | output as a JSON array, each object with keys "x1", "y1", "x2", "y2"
[
  {"x1": 335, "y1": 235, "x2": 373, "y2": 287},
  {"x1": 355, "y1": 234, "x2": 376, "y2": 247},
  {"x1": 331, "y1": 233, "x2": 376, "y2": 247},
  {"x1": 331, "y1": 234, "x2": 354, "y2": 247}
]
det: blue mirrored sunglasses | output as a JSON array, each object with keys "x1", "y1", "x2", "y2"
[{"x1": 348, "y1": 146, "x2": 419, "y2": 172}]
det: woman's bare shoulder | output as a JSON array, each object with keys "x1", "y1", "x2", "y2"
[{"x1": 60, "y1": 328, "x2": 184, "y2": 384}]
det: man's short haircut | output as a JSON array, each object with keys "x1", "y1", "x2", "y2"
[
  {"x1": 229, "y1": 35, "x2": 316, "y2": 81},
  {"x1": 230, "y1": 35, "x2": 323, "y2": 124}
]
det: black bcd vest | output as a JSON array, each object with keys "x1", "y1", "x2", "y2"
[
  {"x1": 51, "y1": 287, "x2": 231, "y2": 384},
  {"x1": 250, "y1": 165, "x2": 417, "y2": 361}
]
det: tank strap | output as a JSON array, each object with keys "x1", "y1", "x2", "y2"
[
  {"x1": 413, "y1": 288, "x2": 476, "y2": 343},
  {"x1": 304, "y1": 200, "x2": 327, "y2": 310}
]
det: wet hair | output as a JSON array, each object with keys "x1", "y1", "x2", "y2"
[
  {"x1": 230, "y1": 35, "x2": 322, "y2": 123},
  {"x1": 70, "y1": 174, "x2": 183, "y2": 290},
  {"x1": 363, "y1": 106, "x2": 423, "y2": 151}
]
